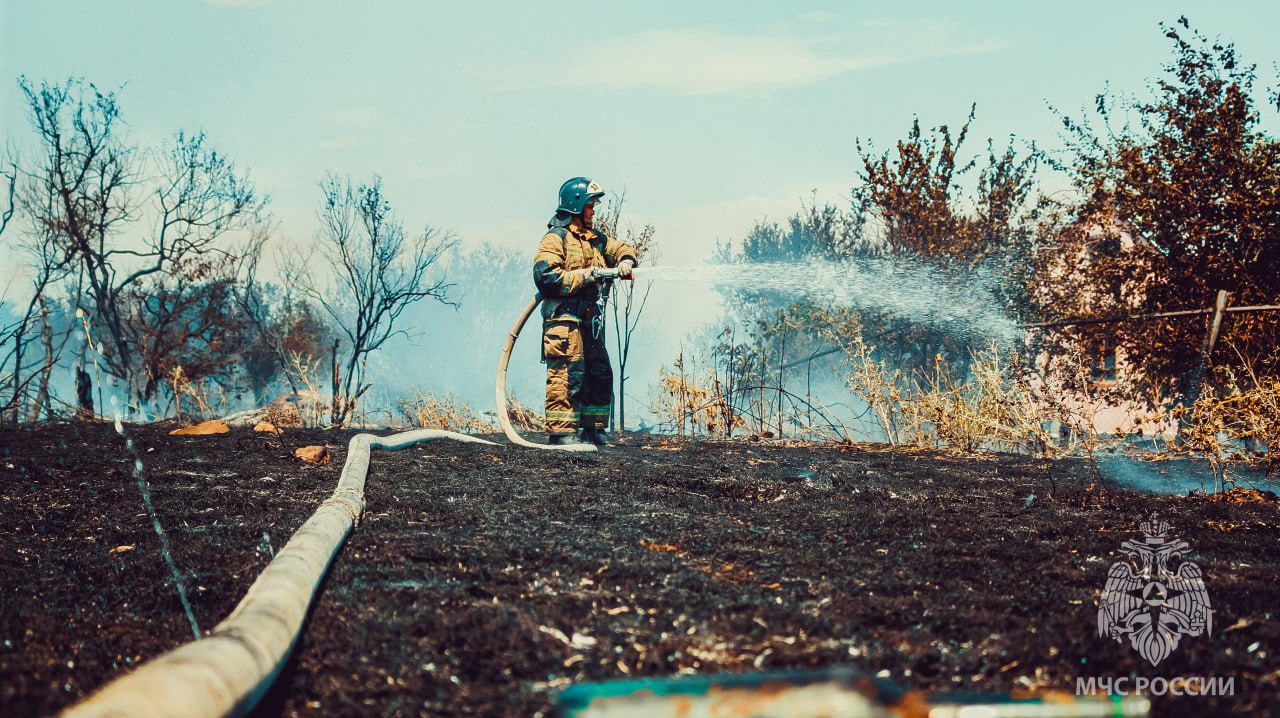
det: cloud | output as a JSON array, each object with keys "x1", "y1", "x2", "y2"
[
  {"x1": 501, "y1": 21, "x2": 1005, "y2": 95},
  {"x1": 588, "y1": 29, "x2": 887, "y2": 94}
]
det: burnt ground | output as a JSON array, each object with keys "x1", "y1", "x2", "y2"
[{"x1": 1, "y1": 422, "x2": 1278, "y2": 717}]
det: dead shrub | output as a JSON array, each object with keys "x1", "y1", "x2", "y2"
[
  {"x1": 834, "y1": 335, "x2": 914, "y2": 445},
  {"x1": 651, "y1": 353, "x2": 745, "y2": 438},
  {"x1": 278, "y1": 352, "x2": 329, "y2": 427},
  {"x1": 166, "y1": 365, "x2": 229, "y2": 422},
  {"x1": 1175, "y1": 356, "x2": 1278, "y2": 478}
]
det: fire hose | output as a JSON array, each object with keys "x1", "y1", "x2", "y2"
[
  {"x1": 495, "y1": 266, "x2": 627, "y2": 453},
  {"x1": 63, "y1": 429, "x2": 497, "y2": 718},
  {"x1": 65, "y1": 268, "x2": 628, "y2": 716}
]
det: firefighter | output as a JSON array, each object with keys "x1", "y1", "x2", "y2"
[{"x1": 533, "y1": 177, "x2": 637, "y2": 446}]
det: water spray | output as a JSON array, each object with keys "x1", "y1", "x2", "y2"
[{"x1": 629, "y1": 259, "x2": 1023, "y2": 347}]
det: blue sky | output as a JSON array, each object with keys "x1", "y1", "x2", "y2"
[
  {"x1": 3, "y1": 1, "x2": 1279, "y2": 423},
  {"x1": 5, "y1": 1, "x2": 1278, "y2": 266}
]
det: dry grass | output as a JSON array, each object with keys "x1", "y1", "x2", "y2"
[
  {"x1": 504, "y1": 392, "x2": 546, "y2": 433},
  {"x1": 1171, "y1": 352, "x2": 1278, "y2": 479},
  {"x1": 837, "y1": 339, "x2": 1110, "y2": 458},
  {"x1": 907, "y1": 345, "x2": 1058, "y2": 454},
  {"x1": 166, "y1": 365, "x2": 229, "y2": 422},
  {"x1": 398, "y1": 388, "x2": 493, "y2": 433},
  {"x1": 651, "y1": 354, "x2": 745, "y2": 438},
  {"x1": 650, "y1": 339, "x2": 1085, "y2": 454}
]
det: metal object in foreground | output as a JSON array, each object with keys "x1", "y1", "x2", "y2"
[
  {"x1": 556, "y1": 668, "x2": 895, "y2": 718},
  {"x1": 555, "y1": 669, "x2": 1151, "y2": 718}
]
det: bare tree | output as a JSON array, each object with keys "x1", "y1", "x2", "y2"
[
  {"x1": 594, "y1": 194, "x2": 656, "y2": 436},
  {"x1": 1, "y1": 156, "x2": 78, "y2": 421},
  {"x1": 289, "y1": 174, "x2": 456, "y2": 427},
  {"x1": 225, "y1": 220, "x2": 336, "y2": 407},
  {"x1": 18, "y1": 77, "x2": 264, "y2": 412},
  {"x1": 230, "y1": 221, "x2": 332, "y2": 403},
  {"x1": 0, "y1": 157, "x2": 14, "y2": 239},
  {"x1": 0, "y1": 156, "x2": 22, "y2": 419}
]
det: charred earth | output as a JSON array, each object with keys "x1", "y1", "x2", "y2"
[{"x1": 1, "y1": 422, "x2": 1277, "y2": 716}]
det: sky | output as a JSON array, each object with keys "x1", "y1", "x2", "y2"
[{"x1": 2, "y1": 1, "x2": 1279, "y2": 424}]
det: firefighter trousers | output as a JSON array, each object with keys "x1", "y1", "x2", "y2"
[{"x1": 543, "y1": 313, "x2": 612, "y2": 434}]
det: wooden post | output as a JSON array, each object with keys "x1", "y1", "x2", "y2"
[
  {"x1": 75, "y1": 366, "x2": 95, "y2": 421},
  {"x1": 776, "y1": 334, "x2": 786, "y2": 438},
  {"x1": 330, "y1": 339, "x2": 341, "y2": 427},
  {"x1": 1203, "y1": 289, "x2": 1230, "y2": 359},
  {"x1": 1178, "y1": 290, "x2": 1231, "y2": 439}
]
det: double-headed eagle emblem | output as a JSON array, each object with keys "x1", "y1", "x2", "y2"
[{"x1": 1098, "y1": 513, "x2": 1213, "y2": 666}]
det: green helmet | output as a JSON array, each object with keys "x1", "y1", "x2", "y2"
[{"x1": 557, "y1": 177, "x2": 605, "y2": 215}]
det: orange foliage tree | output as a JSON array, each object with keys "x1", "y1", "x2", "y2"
[{"x1": 1037, "y1": 17, "x2": 1280, "y2": 407}]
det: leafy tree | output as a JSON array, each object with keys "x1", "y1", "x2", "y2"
[
  {"x1": 855, "y1": 109, "x2": 979, "y2": 263},
  {"x1": 726, "y1": 110, "x2": 1039, "y2": 372},
  {"x1": 851, "y1": 111, "x2": 1040, "y2": 375},
  {"x1": 1040, "y1": 17, "x2": 1280, "y2": 406},
  {"x1": 695, "y1": 109, "x2": 1040, "y2": 439}
]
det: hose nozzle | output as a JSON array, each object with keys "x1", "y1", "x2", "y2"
[{"x1": 591, "y1": 267, "x2": 628, "y2": 282}]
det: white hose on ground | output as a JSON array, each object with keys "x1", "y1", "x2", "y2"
[
  {"x1": 495, "y1": 294, "x2": 597, "y2": 453},
  {"x1": 63, "y1": 429, "x2": 496, "y2": 718}
]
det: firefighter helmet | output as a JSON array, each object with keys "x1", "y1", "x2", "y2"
[{"x1": 557, "y1": 177, "x2": 605, "y2": 215}]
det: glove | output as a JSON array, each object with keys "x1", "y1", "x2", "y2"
[
  {"x1": 569, "y1": 268, "x2": 599, "y2": 286},
  {"x1": 618, "y1": 259, "x2": 635, "y2": 279}
]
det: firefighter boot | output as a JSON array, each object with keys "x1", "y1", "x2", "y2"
[
  {"x1": 549, "y1": 432, "x2": 590, "y2": 447},
  {"x1": 581, "y1": 427, "x2": 615, "y2": 446}
]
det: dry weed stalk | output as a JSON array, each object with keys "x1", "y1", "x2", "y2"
[
  {"x1": 909, "y1": 344, "x2": 1059, "y2": 454},
  {"x1": 652, "y1": 354, "x2": 745, "y2": 438},
  {"x1": 837, "y1": 338, "x2": 1096, "y2": 457},
  {"x1": 166, "y1": 365, "x2": 228, "y2": 422},
  {"x1": 836, "y1": 335, "x2": 913, "y2": 445},
  {"x1": 398, "y1": 388, "x2": 493, "y2": 433},
  {"x1": 1052, "y1": 345, "x2": 1119, "y2": 477},
  {"x1": 1171, "y1": 346, "x2": 1278, "y2": 481},
  {"x1": 504, "y1": 392, "x2": 546, "y2": 433},
  {"x1": 280, "y1": 351, "x2": 329, "y2": 427}
]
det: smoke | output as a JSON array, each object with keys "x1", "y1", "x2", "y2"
[
  {"x1": 1, "y1": 235, "x2": 1025, "y2": 435},
  {"x1": 372, "y1": 244, "x2": 545, "y2": 426},
  {"x1": 365, "y1": 247, "x2": 1027, "y2": 434}
]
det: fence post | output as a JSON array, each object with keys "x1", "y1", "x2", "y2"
[
  {"x1": 1178, "y1": 289, "x2": 1231, "y2": 439},
  {"x1": 330, "y1": 339, "x2": 341, "y2": 427}
]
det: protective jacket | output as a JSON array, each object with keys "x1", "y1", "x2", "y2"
[{"x1": 533, "y1": 217, "x2": 638, "y2": 309}]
